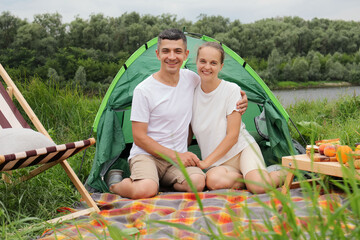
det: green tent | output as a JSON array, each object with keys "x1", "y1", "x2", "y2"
[{"x1": 86, "y1": 33, "x2": 300, "y2": 193}]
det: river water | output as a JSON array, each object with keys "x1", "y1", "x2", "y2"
[{"x1": 272, "y1": 86, "x2": 360, "y2": 108}]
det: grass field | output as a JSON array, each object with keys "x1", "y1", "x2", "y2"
[
  {"x1": 1, "y1": 78, "x2": 360, "y2": 239},
  {"x1": 275, "y1": 81, "x2": 353, "y2": 90}
]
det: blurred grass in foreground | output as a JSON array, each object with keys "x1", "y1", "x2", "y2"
[{"x1": 1, "y1": 78, "x2": 360, "y2": 239}]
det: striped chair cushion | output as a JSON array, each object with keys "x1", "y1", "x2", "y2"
[{"x1": 0, "y1": 138, "x2": 95, "y2": 171}]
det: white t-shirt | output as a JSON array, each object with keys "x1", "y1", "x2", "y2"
[
  {"x1": 191, "y1": 80, "x2": 255, "y2": 167},
  {"x1": 129, "y1": 69, "x2": 200, "y2": 160}
]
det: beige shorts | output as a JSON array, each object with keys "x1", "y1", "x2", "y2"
[
  {"x1": 220, "y1": 142, "x2": 267, "y2": 177},
  {"x1": 129, "y1": 154, "x2": 205, "y2": 187}
]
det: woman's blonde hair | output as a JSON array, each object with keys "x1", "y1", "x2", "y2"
[{"x1": 197, "y1": 42, "x2": 225, "y2": 64}]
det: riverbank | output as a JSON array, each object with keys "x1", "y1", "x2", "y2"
[
  {"x1": 273, "y1": 85, "x2": 360, "y2": 107},
  {"x1": 273, "y1": 81, "x2": 355, "y2": 90}
]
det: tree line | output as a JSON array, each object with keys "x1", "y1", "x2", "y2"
[{"x1": 1, "y1": 11, "x2": 360, "y2": 92}]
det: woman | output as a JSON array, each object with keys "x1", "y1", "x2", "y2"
[{"x1": 191, "y1": 42, "x2": 284, "y2": 193}]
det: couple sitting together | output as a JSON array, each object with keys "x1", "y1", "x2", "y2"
[{"x1": 106, "y1": 29, "x2": 284, "y2": 199}]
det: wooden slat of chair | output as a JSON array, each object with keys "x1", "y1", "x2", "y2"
[
  {"x1": 2, "y1": 83, "x2": 15, "y2": 182},
  {"x1": 1, "y1": 85, "x2": 13, "y2": 183},
  {"x1": 0, "y1": 64, "x2": 100, "y2": 223}
]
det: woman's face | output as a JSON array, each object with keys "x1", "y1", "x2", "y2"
[{"x1": 196, "y1": 46, "x2": 223, "y2": 82}]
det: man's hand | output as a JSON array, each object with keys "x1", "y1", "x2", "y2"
[
  {"x1": 176, "y1": 152, "x2": 200, "y2": 167},
  {"x1": 236, "y1": 90, "x2": 248, "y2": 115}
]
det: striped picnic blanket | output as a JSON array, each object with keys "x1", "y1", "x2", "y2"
[{"x1": 40, "y1": 188, "x2": 352, "y2": 239}]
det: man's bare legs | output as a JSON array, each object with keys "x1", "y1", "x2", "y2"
[
  {"x1": 110, "y1": 173, "x2": 205, "y2": 199},
  {"x1": 110, "y1": 178, "x2": 158, "y2": 199},
  {"x1": 173, "y1": 173, "x2": 206, "y2": 192}
]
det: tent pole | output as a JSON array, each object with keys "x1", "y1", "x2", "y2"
[
  {"x1": 78, "y1": 127, "x2": 94, "y2": 179},
  {"x1": 289, "y1": 117, "x2": 308, "y2": 147}
]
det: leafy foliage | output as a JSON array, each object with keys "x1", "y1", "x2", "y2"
[{"x1": 1, "y1": 11, "x2": 360, "y2": 91}]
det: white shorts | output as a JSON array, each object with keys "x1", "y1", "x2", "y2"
[{"x1": 220, "y1": 142, "x2": 267, "y2": 177}]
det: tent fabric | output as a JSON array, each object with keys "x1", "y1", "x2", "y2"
[{"x1": 86, "y1": 34, "x2": 296, "y2": 193}]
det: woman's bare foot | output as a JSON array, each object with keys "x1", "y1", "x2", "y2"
[{"x1": 231, "y1": 175, "x2": 245, "y2": 190}]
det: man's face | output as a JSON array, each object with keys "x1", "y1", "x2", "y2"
[{"x1": 156, "y1": 39, "x2": 189, "y2": 75}]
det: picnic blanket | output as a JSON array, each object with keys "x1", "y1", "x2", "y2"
[{"x1": 40, "y1": 188, "x2": 352, "y2": 239}]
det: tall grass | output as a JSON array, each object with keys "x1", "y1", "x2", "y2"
[
  {"x1": 19, "y1": 78, "x2": 102, "y2": 142},
  {"x1": 1, "y1": 79, "x2": 360, "y2": 239},
  {"x1": 0, "y1": 78, "x2": 102, "y2": 239},
  {"x1": 287, "y1": 94, "x2": 360, "y2": 146}
]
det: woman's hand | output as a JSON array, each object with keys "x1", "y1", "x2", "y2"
[{"x1": 197, "y1": 160, "x2": 210, "y2": 170}]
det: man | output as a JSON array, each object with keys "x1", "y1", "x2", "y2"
[{"x1": 108, "y1": 29, "x2": 248, "y2": 199}]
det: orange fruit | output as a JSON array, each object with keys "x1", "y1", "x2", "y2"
[
  {"x1": 324, "y1": 145, "x2": 336, "y2": 157},
  {"x1": 336, "y1": 145, "x2": 353, "y2": 164},
  {"x1": 319, "y1": 143, "x2": 332, "y2": 155},
  {"x1": 354, "y1": 149, "x2": 360, "y2": 159}
]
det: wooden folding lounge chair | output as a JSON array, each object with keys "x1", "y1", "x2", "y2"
[{"x1": 0, "y1": 64, "x2": 100, "y2": 223}]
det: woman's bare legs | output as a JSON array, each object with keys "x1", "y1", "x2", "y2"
[{"x1": 244, "y1": 168, "x2": 286, "y2": 194}]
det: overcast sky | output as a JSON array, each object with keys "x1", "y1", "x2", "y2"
[{"x1": 1, "y1": 0, "x2": 360, "y2": 24}]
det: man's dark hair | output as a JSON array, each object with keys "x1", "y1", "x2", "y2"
[{"x1": 157, "y1": 29, "x2": 187, "y2": 49}]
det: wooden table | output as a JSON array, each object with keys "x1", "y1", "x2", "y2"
[{"x1": 281, "y1": 154, "x2": 360, "y2": 194}]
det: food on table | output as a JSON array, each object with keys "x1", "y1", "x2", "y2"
[
  {"x1": 324, "y1": 145, "x2": 336, "y2": 157},
  {"x1": 336, "y1": 145, "x2": 352, "y2": 164}
]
